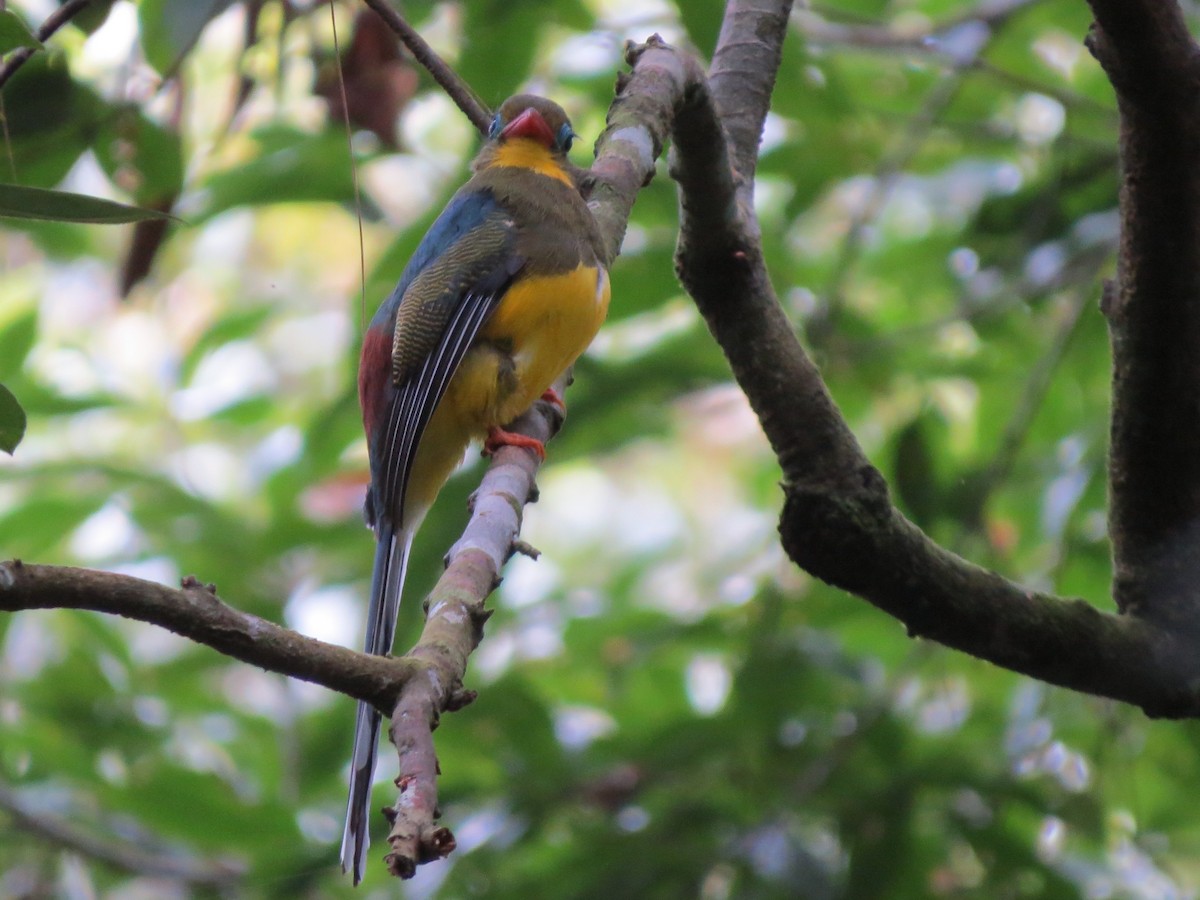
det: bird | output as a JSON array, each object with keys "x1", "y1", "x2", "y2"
[{"x1": 342, "y1": 94, "x2": 610, "y2": 883}]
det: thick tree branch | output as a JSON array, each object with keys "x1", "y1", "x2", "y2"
[
  {"x1": 1084, "y1": 1, "x2": 1200, "y2": 631},
  {"x1": 0, "y1": 403, "x2": 568, "y2": 883},
  {"x1": 0, "y1": 562, "x2": 417, "y2": 710},
  {"x1": 664, "y1": 0, "x2": 1200, "y2": 716},
  {"x1": 585, "y1": 37, "x2": 699, "y2": 266},
  {"x1": 377, "y1": 396, "x2": 559, "y2": 876},
  {"x1": 779, "y1": 493, "x2": 1200, "y2": 718},
  {"x1": 1083, "y1": 0, "x2": 1198, "y2": 107},
  {"x1": 707, "y1": 0, "x2": 791, "y2": 188},
  {"x1": 673, "y1": 4, "x2": 864, "y2": 493},
  {"x1": 366, "y1": 33, "x2": 728, "y2": 873},
  {"x1": 0, "y1": 30, "x2": 687, "y2": 877},
  {"x1": 369, "y1": 35, "x2": 711, "y2": 874}
]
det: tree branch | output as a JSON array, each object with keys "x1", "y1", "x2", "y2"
[
  {"x1": 0, "y1": 403, "x2": 571, "y2": 883},
  {"x1": 584, "y1": 36, "x2": 697, "y2": 266},
  {"x1": 364, "y1": 31, "x2": 727, "y2": 873},
  {"x1": 1083, "y1": 0, "x2": 1198, "y2": 107},
  {"x1": 0, "y1": 780, "x2": 244, "y2": 888},
  {"x1": 664, "y1": 0, "x2": 1200, "y2": 716},
  {"x1": 377, "y1": 396, "x2": 560, "y2": 876},
  {"x1": 674, "y1": 2, "x2": 864, "y2": 494},
  {"x1": 0, "y1": 23, "x2": 688, "y2": 881},
  {"x1": 360, "y1": 0, "x2": 492, "y2": 136},
  {"x1": 367, "y1": 32, "x2": 710, "y2": 874},
  {"x1": 961, "y1": 289, "x2": 1090, "y2": 535},
  {"x1": 1083, "y1": 1, "x2": 1200, "y2": 632},
  {"x1": 0, "y1": 562, "x2": 416, "y2": 710},
  {"x1": 707, "y1": 0, "x2": 791, "y2": 188},
  {"x1": 796, "y1": 0, "x2": 1037, "y2": 57},
  {"x1": 0, "y1": 0, "x2": 92, "y2": 92},
  {"x1": 812, "y1": 16, "x2": 995, "y2": 341}
]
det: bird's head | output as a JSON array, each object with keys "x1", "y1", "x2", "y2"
[{"x1": 487, "y1": 94, "x2": 576, "y2": 156}]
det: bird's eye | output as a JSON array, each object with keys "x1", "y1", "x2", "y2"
[
  {"x1": 558, "y1": 122, "x2": 575, "y2": 152},
  {"x1": 488, "y1": 113, "x2": 503, "y2": 139}
]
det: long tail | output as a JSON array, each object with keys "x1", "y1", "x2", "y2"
[{"x1": 341, "y1": 521, "x2": 413, "y2": 885}]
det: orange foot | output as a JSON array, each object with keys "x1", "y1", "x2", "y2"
[
  {"x1": 539, "y1": 388, "x2": 566, "y2": 413},
  {"x1": 483, "y1": 426, "x2": 546, "y2": 462}
]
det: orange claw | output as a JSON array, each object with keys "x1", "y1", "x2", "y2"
[
  {"x1": 540, "y1": 388, "x2": 566, "y2": 412},
  {"x1": 484, "y1": 426, "x2": 546, "y2": 461}
]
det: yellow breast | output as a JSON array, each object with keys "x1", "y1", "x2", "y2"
[{"x1": 444, "y1": 263, "x2": 610, "y2": 434}]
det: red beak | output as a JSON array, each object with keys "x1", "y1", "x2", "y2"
[{"x1": 499, "y1": 108, "x2": 555, "y2": 147}]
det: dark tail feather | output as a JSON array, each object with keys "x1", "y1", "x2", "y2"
[
  {"x1": 342, "y1": 699, "x2": 380, "y2": 885},
  {"x1": 341, "y1": 522, "x2": 412, "y2": 885}
]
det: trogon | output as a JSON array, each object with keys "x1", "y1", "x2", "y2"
[{"x1": 343, "y1": 94, "x2": 610, "y2": 882}]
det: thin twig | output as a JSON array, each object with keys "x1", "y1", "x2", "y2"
[
  {"x1": 329, "y1": 3, "x2": 368, "y2": 330},
  {"x1": 971, "y1": 288, "x2": 1091, "y2": 512},
  {"x1": 797, "y1": 0, "x2": 1036, "y2": 53},
  {"x1": 360, "y1": 0, "x2": 491, "y2": 135},
  {"x1": 810, "y1": 35, "x2": 991, "y2": 342},
  {"x1": 0, "y1": 0, "x2": 93, "y2": 92},
  {"x1": 0, "y1": 780, "x2": 245, "y2": 887},
  {"x1": 797, "y1": 6, "x2": 1114, "y2": 120},
  {"x1": 838, "y1": 240, "x2": 1114, "y2": 355},
  {"x1": 805, "y1": 0, "x2": 1045, "y2": 342},
  {"x1": 0, "y1": 93, "x2": 15, "y2": 181}
]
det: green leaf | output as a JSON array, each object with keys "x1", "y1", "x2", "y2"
[
  {"x1": 0, "y1": 379, "x2": 115, "y2": 417},
  {"x1": 93, "y1": 105, "x2": 185, "y2": 204},
  {"x1": 180, "y1": 306, "x2": 275, "y2": 383},
  {"x1": 193, "y1": 127, "x2": 367, "y2": 220},
  {"x1": 0, "y1": 306, "x2": 37, "y2": 382},
  {"x1": 459, "y1": 0, "x2": 556, "y2": 103},
  {"x1": 65, "y1": 0, "x2": 119, "y2": 35},
  {"x1": 0, "y1": 54, "x2": 103, "y2": 188},
  {"x1": 0, "y1": 384, "x2": 24, "y2": 454},
  {"x1": 677, "y1": 0, "x2": 725, "y2": 57},
  {"x1": 138, "y1": 0, "x2": 237, "y2": 76},
  {"x1": 0, "y1": 184, "x2": 174, "y2": 224},
  {"x1": 0, "y1": 10, "x2": 41, "y2": 53}
]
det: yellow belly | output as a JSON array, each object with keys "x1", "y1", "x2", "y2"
[
  {"x1": 442, "y1": 263, "x2": 610, "y2": 436},
  {"x1": 403, "y1": 403, "x2": 473, "y2": 526}
]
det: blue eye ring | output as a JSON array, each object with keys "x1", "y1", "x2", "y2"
[
  {"x1": 488, "y1": 113, "x2": 503, "y2": 139},
  {"x1": 557, "y1": 122, "x2": 575, "y2": 152}
]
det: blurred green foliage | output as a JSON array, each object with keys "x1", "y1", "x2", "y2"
[{"x1": 1, "y1": 0, "x2": 1198, "y2": 898}]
